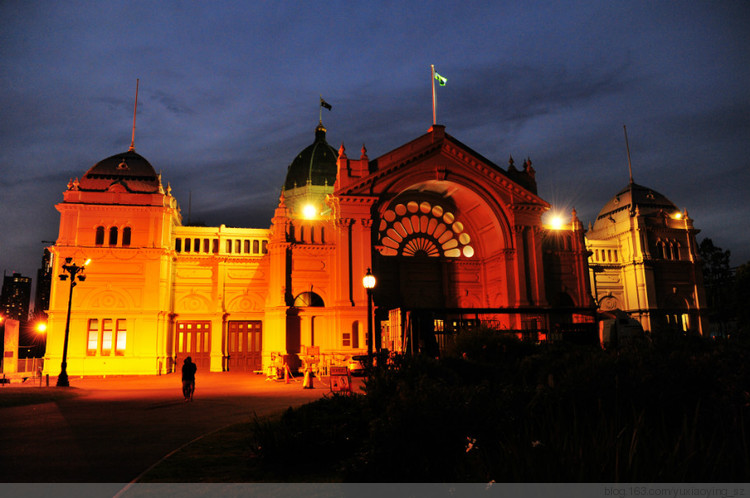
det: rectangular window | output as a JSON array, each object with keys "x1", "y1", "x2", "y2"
[
  {"x1": 101, "y1": 319, "x2": 113, "y2": 355},
  {"x1": 235, "y1": 240, "x2": 241, "y2": 253},
  {"x1": 203, "y1": 239, "x2": 210, "y2": 253},
  {"x1": 253, "y1": 240, "x2": 259, "y2": 254},
  {"x1": 226, "y1": 240, "x2": 232, "y2": 253},
  {"x1": 115, "y1": 319, "x2": 127, "y2": 356},
  {"x1": 176, "y1": 238, "x2": 182, "y2": 252},
  {"x1": 87, "y1": 319, "x2": 99, "y2": 356},
  {"x1": 343, "y1": 332, "x2": 351, "y2": 347},
  {"x1": 185, "y1": 238, "x2": 191, "y2": 252},
  {"x1": 244, "y1": 240, "x2": 250, "y2": 253},
  {"x1": 212, "y1": 239, "x2": 219, "y2": 254}
]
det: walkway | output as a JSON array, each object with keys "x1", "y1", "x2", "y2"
[{"x1": 0, "y1": 371, "x2": 342, "y2": 483}]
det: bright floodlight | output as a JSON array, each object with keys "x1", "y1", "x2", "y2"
[
  {"x1": 302, "y1": 204, "x2": 317, "y2": 220},
  {"x1": 550, "y1": 215, "x2": 565, "y2": 230},
  {"x1": 37, "y1": 322, "x2": 47, "y2": 333}
]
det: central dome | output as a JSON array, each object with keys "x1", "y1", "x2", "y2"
[
  {"x1": 78, "y1": 149, "x2": 160, "y2": 193},
  {"x1": 283, "y1": 123, "x2": 338, "y2": 191}
]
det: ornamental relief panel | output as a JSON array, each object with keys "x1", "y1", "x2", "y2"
[
  {"x1": 176, "y1": 292, "x2": 211, "y2": 313},
  {"x1": 227, "y1": 292, "x2": 264, "y2": 312}
]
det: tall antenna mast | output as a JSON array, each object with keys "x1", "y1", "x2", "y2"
[
  {"x1": 129, "y1": 79, "x2": 139, "y2": 152},
  {"x1": 624, "y1": 125, "x2": 634, "y2": 184}
]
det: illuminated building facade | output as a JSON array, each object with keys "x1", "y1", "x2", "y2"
[
  {"x1": 586, "y1": 182, "x2": 708, "y2": 334},
  {"x1": 42, "y1": 117, "x2": 703, "y2": 376}
]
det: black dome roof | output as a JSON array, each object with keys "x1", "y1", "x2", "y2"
[
  {"x1": 78, "y1": 149, "x2": 160, "y2": 193},
  {"x1": 284, "y1": 123, "x2": 338, "y2": 191}
]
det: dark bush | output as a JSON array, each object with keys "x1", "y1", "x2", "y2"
[{"x1": 249, "y1": 331, "x2": 750, "y2": 482}]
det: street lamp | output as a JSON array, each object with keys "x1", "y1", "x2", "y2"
[
  {"x1": 362, "y1": 268, "x2": 376, "y2": 363},
  {"x1": 57, "y1": 258, "x2": 90, "y2": 387}
]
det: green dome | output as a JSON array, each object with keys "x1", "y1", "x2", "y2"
[{"x1": 284, "y1": 123, "x2": 338, "y2": 191}]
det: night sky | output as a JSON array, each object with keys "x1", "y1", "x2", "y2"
[{"x1": 2, "y1": 1, "x2": 748, "y2": 290}]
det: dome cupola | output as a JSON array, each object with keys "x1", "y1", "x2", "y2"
[{"x1": 282, "y1": 122, "x2": 339, "y2": 219}]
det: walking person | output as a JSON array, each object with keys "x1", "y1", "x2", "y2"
[{"x1": 182, "y1": 356, "x2": 197, "y2": 401}]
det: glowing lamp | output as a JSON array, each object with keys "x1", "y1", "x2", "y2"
[
  {"x1": 362, "y1": 268, "x2": 376, "y2": 290},
  {"x1": 673, "y1": 212, "x2": 683, "y2": 220},
  {"x1": 362, "y1": 268, "x2": 377, "y2": 362},
  {"x1": 37, "y1": 322, "x2": 47, "y2": 333},
  {"x1": 302, "y1": 204, "x2": 317, "y2": 220},
  {"x1": 550, "y1": 215, "x2": 565, "y2": 230}
]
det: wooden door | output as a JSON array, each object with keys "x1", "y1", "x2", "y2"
[
  {"x1": 175, "y1": 321, "x2": 211, "y2": 372},
  {"x1": 227, "y1": 321, "x2": 262, "y2": 372}
]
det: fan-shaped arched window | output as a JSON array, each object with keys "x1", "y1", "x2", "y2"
[
  {"x1": 378, "y1": 200, "x2": 474, "y2": 258},
  {"x1": 293, "y1": 292, "x2": 324, "y2": 307}
]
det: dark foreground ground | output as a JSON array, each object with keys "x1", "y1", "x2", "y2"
[{"x1": 0, "y1": 371, "x2": 339, "y2": 484}]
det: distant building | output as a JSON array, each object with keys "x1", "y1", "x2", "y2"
[
  {"x1": 1, "y1": 272, "x2": 32, "y2": 322},
  {"x1": 586, "y1": 182, "x2": 708, "y2": 334},
  {"x1": 34, "y1": 248, "x2": 52, "y2": 319},
  {"x1": 42, "y1": 111, "x2": 707, "y2": 377}
]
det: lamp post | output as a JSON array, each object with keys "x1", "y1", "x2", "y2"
[
  {"x1": 362, "y1": 268, "x2": 376, "y2": 364},
  {"x1": 57, "y1": 258, "x2": 90, "y2": 387}
]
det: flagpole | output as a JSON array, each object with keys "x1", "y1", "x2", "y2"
[{"x1": 431, "y1": 64, "x2": 436, "y2": 126}]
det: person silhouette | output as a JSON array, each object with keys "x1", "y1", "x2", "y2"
[{"x1": 181, "y1": 356, "x2": 197, "y2": 401}]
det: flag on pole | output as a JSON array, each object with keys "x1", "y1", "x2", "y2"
[
  {"x1": 320, "y1": 97, "x2": 332, "y2": 110},
  {"x1": 434, "y1": 72, "x2": 447, "y2": 86}
]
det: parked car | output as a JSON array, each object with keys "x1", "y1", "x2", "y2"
[{"x1": 347, "y1": 355, "x2": 368, "y2": 376}]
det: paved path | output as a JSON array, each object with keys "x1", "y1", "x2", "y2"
[{"x1": 0, "y1": 372, "x2": 345, "y2": 483}]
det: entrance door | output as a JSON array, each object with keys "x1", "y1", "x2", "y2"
[
  {"x1": 175, "y1": 321, "x2": 211, "y2": 371},
  {"x1": 227, "y1": 321, "x2": 263, "y2": 372}
]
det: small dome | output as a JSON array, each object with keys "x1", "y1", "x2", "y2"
[
  {"x1": 593, "y1": 182, "x2": 678, "y2": 230},
  {"x1": 283, "y1": 123, "x2": 338, "y2": 191},
  {"x1": 78, "y1": 150, "x2": 160, "y2": 193}
]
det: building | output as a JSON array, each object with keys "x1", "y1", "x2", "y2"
[
  {"x1": 34, "y1": 248, "x2": 53, "y2": 320},
  {"x1": 586, "y1": 181, "x2": 708, "y2": 334},
  {"x1": 1, "y1": 272, "x2": 31, "y2": 322},
  {"x1": 42, "y1": 114, "x2": 705, "y2": 377}
]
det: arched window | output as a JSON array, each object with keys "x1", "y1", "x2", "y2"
[
  {"x1": 95, "y1": 226, "x2": 105, "y2": 246},
  {"x1": 378, "y1": 200, "x2": 474, "y2": 258},
  {"x1": 109, "y1": 226, "x2": 118, "y2": 246},
  {"x1": 122, "y1": 227, "x2": 131, "y2": 247},
  {"x1": 293, "y1": 292, "x2": 324, "y2": 307}
]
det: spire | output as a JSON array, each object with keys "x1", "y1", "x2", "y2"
[
  {"x1": 624, "y1": 125, "x2": 634, "y2": 185},
  {"x1": 129, "y1": 79, "x2": 139, "y2": 152}
]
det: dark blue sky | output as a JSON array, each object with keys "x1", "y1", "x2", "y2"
[{"x1": 1, "y1": 1, "x2": 748, "y2": 282}]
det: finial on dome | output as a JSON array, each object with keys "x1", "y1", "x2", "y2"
[{"x1": 361, "y1": 144, "x2": 368, "y2": 160}]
